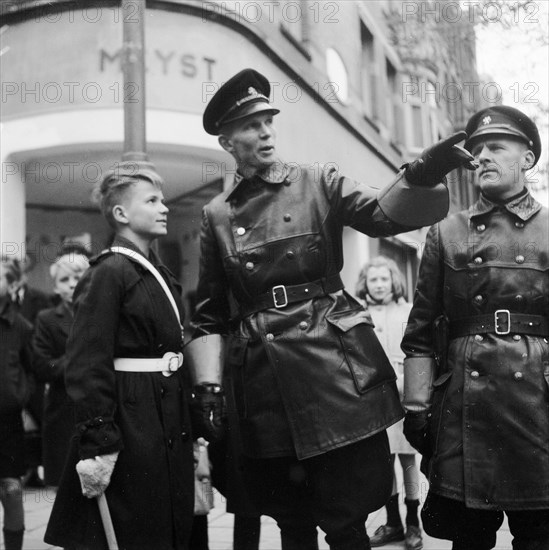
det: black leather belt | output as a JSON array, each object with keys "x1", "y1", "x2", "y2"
[
  {"x1": 239, "y1": 275, "x2": 344, "y2": 317},
  {"x1": 449, "y1": 311, "x2": 549, "y2": 339}
]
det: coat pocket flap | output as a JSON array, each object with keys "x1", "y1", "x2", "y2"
[
  {"x1": 326, "y1": 310, "x2": 373, "y2": 332},
  {"x1": 433, "y1": 371, "x2": 452, "y2": 387}
]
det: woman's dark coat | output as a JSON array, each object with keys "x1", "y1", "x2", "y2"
[{"x1": 32, "y1": 303, "x2": 75, "y2": 485}]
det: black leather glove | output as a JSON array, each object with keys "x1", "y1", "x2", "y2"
[
  {"x1": 190, "y1": 383, "x2": 227, "y2": 442},
  {"x1": 404, "y1": 131, "x2": 478, "y2": 187},
  {"x1": 403, "y1": 410, "x2": 431, "y2": 456}
]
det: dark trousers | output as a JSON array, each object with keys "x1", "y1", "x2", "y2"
[
  {"x1": 242, "y1": 431, "x2": 392, "y2": 550},
  {"x1": 422, "y1": 492, "x2": 549, "y2": 550}
]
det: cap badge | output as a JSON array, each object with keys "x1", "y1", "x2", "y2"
[
  {"x1": 482, "y1": 116, "x2": 492, "y2": 125},
  {"x1": 234, "y1": 86, "x2": 267, "y2": 108}
]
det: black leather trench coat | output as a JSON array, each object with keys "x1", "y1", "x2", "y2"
[
  {"x1": 192, "y1": 164, "x2": 444, "y2": 460},
  {"x1": 402, "y1": 191, "x2": 549, "y2": 510},
  {"x1": 45, "y1": 237, "x2": 194, "y2": 550}
]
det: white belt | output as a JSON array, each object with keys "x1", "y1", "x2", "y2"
[{"x1": 113, "y1": 352, "x2": 183, "y2": 377}]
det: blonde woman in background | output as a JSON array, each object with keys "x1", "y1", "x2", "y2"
[
  {"x1": 32, "y1": 246, "x2": 90, "y2": 487},
  {"x1": 356, "y1": 256, "x2": 423, "y2": 550}
]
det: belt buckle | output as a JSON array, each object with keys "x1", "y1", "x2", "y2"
[
  {"x1": 272, "y1": 285, "x2": 288, "y2": 308},
  {"x1": 163, "y1": 352, "x2": 183, "y2": 377},
  {"x1": 494, "y1": 309, "x2": 511, "y2": 335}
]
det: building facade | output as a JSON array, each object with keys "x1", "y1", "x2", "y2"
[{"x1": 1, "y1": 0, "x2": 484, "y2": 307}]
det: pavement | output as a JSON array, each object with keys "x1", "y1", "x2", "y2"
[{"x1": 13, "y1": 465, "x2": 515, "y2": 550}]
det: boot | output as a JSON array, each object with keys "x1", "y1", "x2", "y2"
[{"x1": 3, "y1": 528, "x2": 24, "y2": 550}]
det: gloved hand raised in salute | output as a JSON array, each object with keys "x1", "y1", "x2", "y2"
[{"x1": 404, "y1": 131, "x2": 479, "y2": 187}]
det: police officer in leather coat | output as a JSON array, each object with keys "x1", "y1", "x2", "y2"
[
  {"x1": 402, "y1": 105, "x2": 549, "y2": 550},
  {"x1": 186, "y1": 68, "x2": 477, "y2": 550}
]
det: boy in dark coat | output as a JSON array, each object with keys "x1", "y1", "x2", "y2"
[{"x1": 45, "y1": 163, "x2": 195, "y2": 550}]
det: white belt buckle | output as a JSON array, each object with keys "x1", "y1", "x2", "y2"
[
  {"x1": 494, "y1": 309, "x2": 511, "y2": 335},
  {"x1": 162, "y1": 351, "x2": 183, "y2": 377}
]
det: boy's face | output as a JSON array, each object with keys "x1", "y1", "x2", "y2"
[
  {"x1": 118, "y1": 179, "x2": 169, "y2": 240},
  {"x1": 54, "y1": 265, "x2": 84, "y2": 305}
]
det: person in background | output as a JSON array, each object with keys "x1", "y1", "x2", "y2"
[
  {"x1": 0, "y1": 256, "x2": 33, "y2": 550},
  {"x1": 402, "y1": 106, "x2": 549, "y2": 549},
  {"x1": 44, "y1": 162, "x2": 195, "y2": 549},
  {"x1": 12, "y1": 254, "x2": 53, "y2": 489},
  {"x1": 32, "y1": 246, "x2": 90, "y2": 487},
  {"x1": 356, "y1": 256, "x2": 422, "y2": 550}
]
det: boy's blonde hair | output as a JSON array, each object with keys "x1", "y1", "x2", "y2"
[{"x1": 94, "y1": 162, "x2": 164, "y2": 228}]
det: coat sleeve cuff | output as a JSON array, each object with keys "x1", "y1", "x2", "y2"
[
  {"x1": 403, "y1": 357, "x2": 436, "y2": 412},
  {"x1": 77, "y1": 416, "x2": 124, "y2": 460},
  {"x1": 377, "y1": 171, "x2": 449, "y2": 228}
]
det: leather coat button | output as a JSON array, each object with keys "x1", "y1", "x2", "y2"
[
  {"x1": 299, "y1": 321, "x2": 308, "y2": 330},
  {"x1": 284, "y1": 214, "x2": 292, "y2": 222},
  {"x1": 474, "y1": 335, "x2": 483, "y2": 342},
  {"x1": 237, "y1": 227, "x2": 246, "y2": 236},
  {"x1": 245, "y1": 262, "x2": 254, "y2": 270},
  {"x1": 473, "y1": 295, "x2": 484, "y2": 305},
  {"x1": 266, "y1": 333, "x2": 274, "y2": 341},
  {"x1": 513, "y1": 335, "x2": 521, "y2": 341},
  {"x1": 471, "y1": 370, "x2": 480, "y2": 378},
  {"x1": 286, "y1": 251, "x2": 295, "y2": 259}
]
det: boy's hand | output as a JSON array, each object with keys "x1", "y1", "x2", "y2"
[{"x1": 190, "y1": 383, "x2": 227, "y2": 442}]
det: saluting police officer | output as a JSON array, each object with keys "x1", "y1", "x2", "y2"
[
  {"x1": 186, "y1": 68, "x2": 477, "y2": 550},
  {"x1": 402, "y1": 105, "x2": 549, "y2": 550}
]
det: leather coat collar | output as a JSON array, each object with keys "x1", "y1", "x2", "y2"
[
  {"x1": 225, "y1": 161, "x2": 292, "y2": 202},
  {"x1": 469, "y1": 190, "x2": 542, "y2": 222}
]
